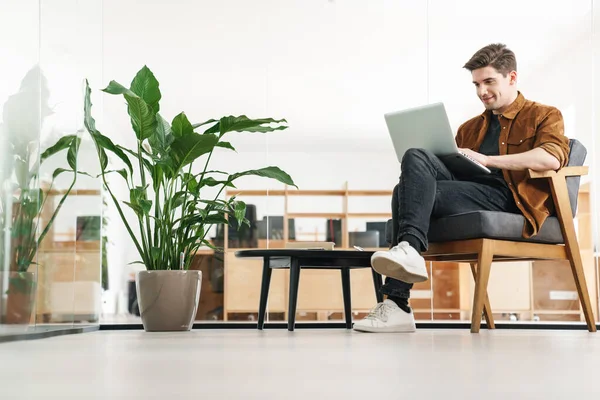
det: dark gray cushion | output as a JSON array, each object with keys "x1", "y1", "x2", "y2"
[
  {"x1": 385, "y1": 139, "x2": 586, "y2": 245},
  {"x1": 427, "y1": 211, "x2": 563, "y2": 244}
]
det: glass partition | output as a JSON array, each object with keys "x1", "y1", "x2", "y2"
[
  {"x1": 90, "y1": 0, "x2": 599, "y2": 328},
  {"x1": 1, "y1": 0, "x2": 103, "y2": 337}
]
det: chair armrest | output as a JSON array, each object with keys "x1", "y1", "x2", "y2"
[{"x1": 527, "y1": 166, "x2": 588, "y2": 180}]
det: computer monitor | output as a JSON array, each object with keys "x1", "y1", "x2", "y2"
[
  {"x1": 349, "y1": 231, "x2": 380, "y2": 248},
  {"x1": 366, "y1": 222, "x2": 388, "y2": 247},
  {"x1": 257, "y1": 216, "x2": 296, "y2": 240}
]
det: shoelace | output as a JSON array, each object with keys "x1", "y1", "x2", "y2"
[
  {"x1": 365, "y1": 302, "x2": 396, "y2": 322},
  {"x1": 390, "y1": 241, "x2": 410, "y2": 255}
]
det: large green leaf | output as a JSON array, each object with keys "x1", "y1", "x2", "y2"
[
  {"x1": 40, "y1": 135, "x2": 77, "y2": 164},
  {"x1": 202, "y1": 213, "x2": 229, "y2": 225},
  {"x1": 151, "y1": 163, "x2": 164, "y2": 192},
  {"x1": 170, "y1": 191, "x2": 189, "y2": 209},
  {"x1": 123, "y1": 201, "x2": 143, "y2": 216},
  {"x1": 229, "y1": 166, "x2": 297, "y2": 187},
  {"x1": 139, "y1": 199, "x2": 152, "y2": 215},
  {"x1": 191, "y1": 119, "x2": 217, "y2": 130},
  {"x1": 124, "y1": 93, "x2": 157, "y2": 141},
  {"x1": 83, "y1": 79, "x2": 98, "y2": 132},
  {"x1": 198, "y1": 176, "x2": 235, "y2": 189},
  {"x1": 130, "y1": 66, "x2": 161, "y2": 114},
  {"x1": 127, "y1": 186, "x2": 151, "y2": 216},
  {"x1": 67, "y1": 137, "x2": 81, "y2": 171},
  {"x1": 170, "y1": 132, "x2": 218, "y2": 171},
  {"x1": 97, "y1": 147, "x2": 109, "y2": 171},
  {"x1": 102, "y1": 80, "x2": 135, "y2": 96},
  {"x1": 102, "y1": 80, "x2": 157, "y2": 141},
  {"x1": 234, "y1": 200, "x2": 246, "y2": 227},
  {"x1": 204, "y1": 116, "x2": 288, "y2": 137},
  {"x1": 52, "y1": 168, "x2": 72, "y2": 179},
  {"x1": 238, "y1": 125, "x2": 288, "y2": 133},
  {"x1": 149, "y1": 113, "x2": 172, "y2": 157},
  {"x1": 130, "y1": 186, "x2": 147, "y2": 203},
  {"x1": 181, "y1": 173, "x2": 198, "y2": 194},
  {"x1": 150, "y1": 246, "x2": 161, "y2": 262},
  {"x1": 171, "y1": 112, "x2": 194, "y2": 137},
  {"x1": 89, "y1": 131, "x2": 134, "y2": 175},
  {"x1": 83, "y1": 80, "x2": 109, "y2": 172},
  {"x1": 100, "y1": 169, "x2": 128, "y2": 182},
  {"x1": 215, "y1": 141, "x2": 236, "y2": 152}
]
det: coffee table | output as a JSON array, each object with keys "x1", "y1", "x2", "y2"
[{"x1": 234, "y1": 249, "x2": 384, "y2": 331}]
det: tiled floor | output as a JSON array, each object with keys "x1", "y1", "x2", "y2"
[{"x1": 1, "y1": 329, "x2": 599, "y2": 399}]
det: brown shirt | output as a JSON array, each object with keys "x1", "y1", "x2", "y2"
[{"x1": 455, "y1": 92, "x2": 570, "y2": 238}]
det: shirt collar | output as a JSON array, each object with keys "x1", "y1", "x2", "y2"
[{"x1": 480, "y1": 91, "x2": 525, "y2": 120}]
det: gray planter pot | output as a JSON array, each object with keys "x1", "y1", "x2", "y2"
[{"x1": 136, "y1": 270, "x2": 202, "y2": 332}]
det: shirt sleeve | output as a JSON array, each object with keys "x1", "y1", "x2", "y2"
[
  {"x1": 533, "y1": 108, "x2": 570, "y2": 168},
  {"x1": 455, "y1": 122, "x2": 466, "y2": 148}
]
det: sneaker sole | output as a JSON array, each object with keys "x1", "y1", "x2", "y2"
[
  {"x1": 371, "y1": 254, "x2": 428, "y2": 284},
  {"x1": 353, "y1": 324, "x2": 416, "y2": 333}
]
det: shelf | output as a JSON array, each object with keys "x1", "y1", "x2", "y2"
[
  {"x1": 227, "y1": 190, "x2": 344, "y2": 196},
  {"x1": 347, "y1": 213, "x2": 391, "y2": 218},
  {"x1": 46, "y1": 189, "x2": 101, "y2": 196},
  {"x1": 226, "y1": 189, "x2": 393, "y2": 197},
  {"x1": 286, "y1": 213, "x2": 391, "y2": 219},
  {"x1": 287, "y1": 213, "x2": 346, "y2": 219}
]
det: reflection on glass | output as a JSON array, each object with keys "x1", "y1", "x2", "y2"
[{"x1": 0, "y1": 66, "x2": 83, "y2": 330}]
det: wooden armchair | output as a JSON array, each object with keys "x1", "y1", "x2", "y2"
[{"x1": 388, "y1": 139, "x2": 596, "y2": 333}]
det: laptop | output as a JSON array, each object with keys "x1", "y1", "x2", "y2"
[{"x1": 384, "y1": 102, "x2": 491, "y2": 175}]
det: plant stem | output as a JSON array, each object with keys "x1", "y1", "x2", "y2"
[
  {"x1": 101, "y1": 172, "x2": 147, "y2": 267},
  {"x1": 29, "y1": 175, "x2": 77, "y2": 264},
  {"x1": 137, "y1": 141, "x2": 153, "y2": 269}
]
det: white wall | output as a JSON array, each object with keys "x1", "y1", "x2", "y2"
[{"x1": 97, "y1": 0, "x2": 599, "y2": 299}]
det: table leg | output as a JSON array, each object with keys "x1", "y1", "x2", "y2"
[
  {"x1": 288, "y1": 257, "x2": 301, "y2": 332},
  {"x1": 257, "y1": 257, "x2": 272, "y2": 330},
  {"x1": 341, "y1": 268, "x2": 352, "y2": 329}
]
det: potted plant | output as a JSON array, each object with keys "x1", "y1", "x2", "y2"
[
  {"x1": 0, "y1": 66, "x2": 83, "y2": 324},
  {"x1": 84, "y1": 66, "x2": 296, "y2": 332}
]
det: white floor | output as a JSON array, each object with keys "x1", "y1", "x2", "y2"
[{"x1": 1, "y1": 328, "x2": 599, "y2": 399}]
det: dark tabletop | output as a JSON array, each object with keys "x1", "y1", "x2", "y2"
[
  {"x1": 234, "y1": 249, "x2": 376, "y2": 269},
  {"x1": 235, "y1": 249, "x2": 375, "y2": 258}
]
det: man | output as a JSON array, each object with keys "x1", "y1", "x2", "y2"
[{"x1": 353, "y1": 43, "x2": 570, "y2": 333}]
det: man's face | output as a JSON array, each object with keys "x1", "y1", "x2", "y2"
[{"x1": 471, "y1": 66, "x2": 517, "y2": 113}]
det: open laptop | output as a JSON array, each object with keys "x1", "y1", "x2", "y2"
[{"x1": 384, "y1": 102, "x2": 491, "y2": 175}]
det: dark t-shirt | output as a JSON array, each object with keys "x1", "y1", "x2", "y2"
[{"x1": 465, "y1": 113, "x2": 507, "y2": 188}]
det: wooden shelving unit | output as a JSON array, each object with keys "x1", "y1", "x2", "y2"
[{"x1": 225, "y1": 182, "x2": 393, "y2": 250}]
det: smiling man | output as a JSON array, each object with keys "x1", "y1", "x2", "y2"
[{"x1": 353, "y1": 43, "x2": 570, "y2": 333}]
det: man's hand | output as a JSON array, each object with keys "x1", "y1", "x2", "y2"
[{"x1": 459, "y1": 148, "x2": 489, "y2": 166}]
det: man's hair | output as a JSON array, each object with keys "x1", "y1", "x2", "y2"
[{"x1": 463, "y1": 43, "x2": 517, "y2": 76}]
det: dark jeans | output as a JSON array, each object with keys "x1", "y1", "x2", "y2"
[{"x1": 380, "y1": 148, "x2": 521, "y2": 300}]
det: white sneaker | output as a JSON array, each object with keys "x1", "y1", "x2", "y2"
[
  {"x1": 353, "y1": 300, "x2": 416, "y2": 333},
  {"x1": 370, "y1": 241, "x2": 428, "y2": 283}
]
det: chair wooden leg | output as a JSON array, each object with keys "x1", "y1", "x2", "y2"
[
  {"x1": 470, "y1": 263, "x2": 495, "y2": 330},
  {"x1": 548, "y1": 174, "x2": 596, "y2": 332},
  {"x1": 565, "y1": 242, "x2": 597, "y2": 332},
  {"x1": 471, "y1": 242, "x2": 493, "y2": 333}
]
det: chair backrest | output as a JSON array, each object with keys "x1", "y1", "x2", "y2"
[{"x1": 566, "y1": 139, "x2": 586, "y2": 216}]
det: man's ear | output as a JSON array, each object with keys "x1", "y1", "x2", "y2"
[{"x1": 510, "y1": 70, "x2": 518, "y2": 85}]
